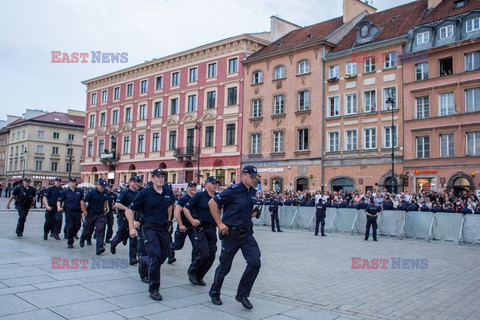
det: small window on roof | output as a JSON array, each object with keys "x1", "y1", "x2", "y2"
[
  {"x1": 307, "y1": 34, "x2": 313, "y2": 39},
  {"x1": 391, "y1": 16, "x2": 399, "y2": 22},
  {"x1": 455, "y1": 0, "x2": 467, "y2": 8},
  {"x1": 360, "y1": 24, "x2": 369, "y2": 38}
]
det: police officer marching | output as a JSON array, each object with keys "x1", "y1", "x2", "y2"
[
  {"x1": 170, "y1": 181, "x2": 198, "y2": 264},
  {"x1": 57, "y1": 178, "x2": 84, "y2": 248},
  {"x1": 6, "y1": 178, "x2": 37, "y2": 237},
  {"x1": 105, "y1": 183, "x2": 117, "y2": 244},
  {"x1": 365, "y1": 199, "x2": 382, "y2": 241},
  {"x1": 183, "y1": 176, "x2": 219, "y2": 287},
  {"x1": 110, "y1": 176, "x2": 140, "y2": 265},
  {"x1": 208, "y1": 165, "x2": 262, "y2": 310},
  {"x1": 80, "y1": 179, "x2": 109, "y2": 254},
  {"x1": 126, "y1": 169, "x2": 174, "y2": 301},
  {"x1": 315, "y1": 198, "x2": 327, "y2": 236},
  {"x1": 43, "y1": 177, "x2": 64, "y2": 240}
]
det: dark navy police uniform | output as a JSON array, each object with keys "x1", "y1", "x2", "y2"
[
  {"x1": 111, "y1": 187, "x2": 138, "y2": 263},
  {"x1": 315, "y1": 200, "x2": 327, "y2": 236},
  {"x1": 105, "y1": 188, "x2": 117, "y2": 242},
  {"x1": 171, "y1": 194, "x2": 195, "y2": 257},
  {"x1": 81, "y1": 187, "x2": 108, "y2": 253},
  {"x1": 129, "y1": 183, "x2": 174, "y2": 295},
  {"x1": 269, "y1": 198, "x2": 282, "y2": 232},
  {"x1": 58, "y1": 186, "x2": 84, "y2": 246},
  {"x1": 209, "y1": 181, "x2": 261, "y2": 301},
  {"x1": 12, "y1": 183, "x2": 36, "y2": 236},
  {"x1": 43, "y1": 183, "x2": 64, "y2": 238},
  {"x1": 365, "y1": 203, "x2": 381, "y2": 241}
]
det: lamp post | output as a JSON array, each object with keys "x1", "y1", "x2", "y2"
[
  {"x1": 385, "y1": 91, "x2": 395, "y2": 193},
  {"x1": 22, "y1": 148, "x2": 27, "y2": 179},
  {"x1": 194, "y1": 123, "x2": 201, "y2": 184},
  {"x1": 111, "y1": 135, "x2": 117, "y2": 185},
  {"x1": 66, "y1": 140, "x2": 73, "y2": 180}
]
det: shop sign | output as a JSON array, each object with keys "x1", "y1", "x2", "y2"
[
  {"x1": 414, "y1": 169, "x2": 437, "y2": 175},
  {"x1": 257, "y1": 168, "x2": 284, "y2": 173},
  {"x1": 33, "y1": 175, "x2": 58, "y2": 180}
]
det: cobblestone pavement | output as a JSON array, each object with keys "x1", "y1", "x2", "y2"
[{"x1": 0, "y1": 196, "x2": 478, "y2": 319}]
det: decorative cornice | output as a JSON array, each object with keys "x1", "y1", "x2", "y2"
[{"x1": 182, "y1": 114, "x2": 198, "y2": 124}]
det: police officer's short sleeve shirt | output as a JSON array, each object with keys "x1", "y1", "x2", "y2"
[
  {"x1": 213, "y1": 182, "x2": 256, "y2": 229},
  {"x1": 84, "y1": 189, "x2": 108, "y2": 214},
  {"x1": 116, "y1": 189, "x2": 137, "y2": 211},
  {"x1": 185, "y1": 191, "x2": 215, "y2": 225},
  {"x1": 129, "y1": 186, "x2": 174, "y2": 224},
  {"x1": 59, "y1": 188, "x2": 83, "y2": 211}
]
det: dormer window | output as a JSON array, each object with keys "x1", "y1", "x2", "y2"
[
  {"x1": 455, "y1": 0, "x2": 467, "y2": 8},
  {"x1": 416, "y1": 31, "x2": 430, "y2": 45},
  {"x1": 466, "y1": 18, "x2": 480, "y2": 33},
  {"x1": 360, "y1": 24, "x2": 370, "y2": 38},
  {"x1": 440, "y1": 25, "x2": 454, "y2": 39}
]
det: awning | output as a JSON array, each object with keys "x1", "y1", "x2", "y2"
[{"x1": 8, "y1": 178, "x2": 21, "y2": 183}]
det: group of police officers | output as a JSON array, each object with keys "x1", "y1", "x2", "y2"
[{"x1": 6, "y1": 165, "x2": 264, "y2": 309}]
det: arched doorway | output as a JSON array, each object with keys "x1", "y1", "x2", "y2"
[
  {"x1": 271, "y1": 177, "x2": 283, "y2": 192},
  {"x1": 185, "y1": 162, "x2": 194, "y2": 183},
  {"x1": 92, "y1": 167, "x2": 98, "y2": 184},
  {"x1": 296, "y1": 177, "x2": 309, "y2": 191},
  {"x1": 447, "y1": 173, "x2": 474, "y2": 196},
  {"x1": 384, "y1": 177, "x2": 397, "y2": 194},
  {"x1": 331, "y1": 177, "x2": 355, "y2": 193},
  {"x1": 128, "y1": 164, "x2": 136, "y2": 179},
  {"x1": 159, "y1": 162, "x2": 167, "y2": 169}
]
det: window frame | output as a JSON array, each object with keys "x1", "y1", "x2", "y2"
[
  {"x1": 328, "y1": 131, "x2": 340, "y2": 152},
  {"x1": 364, "y1": 57, "x2": 376, "y2": 73},
  {"x1": 298, "y1": 60, "x2": 310, "y2": 75},
  {"x1": 274, "y1": 65, "x2": 285, "y2": 80},
  {"x1": 416, "y1": 136, "x2": 430, "y2": 158},
  {"x1": 207, "y1": 63, "x2": 217, "y2": 78},
  {"x1": 363, "y1": 127, "x2": 377, "y2": 149},
  {"x1": 251, "y1": 99, "x2": 262, "y2": 118},
  {"x1": 440, "y1": 133, "x2": 454, "y2": 158}
]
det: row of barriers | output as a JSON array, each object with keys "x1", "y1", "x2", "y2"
[{"x1": 253, "y1": 207, "x2": 480, "y2": 244}]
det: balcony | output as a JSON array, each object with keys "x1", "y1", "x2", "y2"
[
  {"x1": 100, "y1": 153, "x2": 119, "y2": 166},
  {"x1": 174, "y1": 147, "x2": 199, "y2": 161}
]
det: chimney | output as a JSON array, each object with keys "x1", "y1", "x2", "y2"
[
  {"x1": 343, "y1": 0, "x2": 377, "y2": 23},
  {"x1": 428, "y1": 0, "x2": 443, "y2": 9},
  {"x1": 270, "y1": 16, "x2": 301, "y2": 42}
]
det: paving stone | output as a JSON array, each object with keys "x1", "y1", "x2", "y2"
[
  {"x1": 143, "y1": 305, "x2": 246, "y2": 320},
  {"x1": 0, "y1": 295, "x2": 37, "y2": 316},
  {"x1": 0, "y1": 308, "x2": 65, "y2": 320},
  {"x1": 114, "y1": 302, "x2": 172, "y2": 318},
  {"x1": 81, "y1": 278, "x2": 147, "y2": 297},
  {"x1": 16, "y1": 285, "x2": 105, "y2": 308},
  {"x1": 50, "y1": 299, "x2": 120, "y2": 318},
  {"x1": 72, "y1": 311, "x2": 126, "y2": 320},
  {"x1": 2, "y1": 274, "x2": 57, "y2": 287}
]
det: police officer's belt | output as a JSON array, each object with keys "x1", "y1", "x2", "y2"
[
  {"x1": 228, "y1": 226, "x2": 251, "y2": 234},
  {"x1": 200, "y1": 222, "x2": 216, "y2": 228},
  {"x1": 89, "y1": 211, "x2": 104, "y2": 215},
  {"x1": 143, "y1": 222, "x2": 169, "y2": 231}
]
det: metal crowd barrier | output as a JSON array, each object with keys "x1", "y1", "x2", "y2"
[{"x1": 252, "y1": 206, "x2": 480, "y2": 245}]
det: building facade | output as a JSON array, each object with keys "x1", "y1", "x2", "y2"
[
  {"x1": 402, "y1": 0, "x2": 480, "y2": 195},
  {"x1": 6, "y1": 111, "x2": 85, "y2": 187}
]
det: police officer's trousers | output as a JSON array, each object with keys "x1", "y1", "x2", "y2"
[
  {"x1": 188, "y1": 227, "x2": 217, "y2": 281},
  {"x1": 315, "y1": 217, "x2": 325, "y2": 236},
  {"x1": 16, "y1": 206, "x2": 31, "y2": 235},
  {"x1": 81, "y1": 214, "x2": 106, "y2": 252},
  {"x1": 270, "y1": 212, "x2": 281, "y2": 231},
  {"x1": 44, "y1": 209, "x2": 55, "y2": 236},
  {"x1": 209, "y1": 231, "x2": 261, "y2": 298},
  {"x1": 365, "y1": 216, "x2": 377, "y2": 240},
  {"x1": 137, "y1": 228, "x2": 151, "y2": 280},
  {"x1": 171, "y1": 226, "x2": 196, "y2": 259},
  {"x1": 65, "y1": 210, "x2": 82, "y2": 246},
  {"x1": 105, "y1": 211, "x2": 114, "y2": 240},
  {"x1": 143, "y1": 225, "x2": 169, "y2": 293},
  {"x1": 111, "y1": 215, "x2": 138, "y2": 263}
]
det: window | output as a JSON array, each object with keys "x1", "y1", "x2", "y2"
[
  {"x1": 346, "y1": 62, "x2": 357, "y2": 76},
  {"x1": 189, "y1": 68, "x2": 198, "y2": 82},
  {"x1": 274, "y1": 65, "x2": 285, "y2": 79},
  {"x1": 205, "y1": 126, "x2": 214, "y2": 147},
  {"x1": 172, "y1": 72, "x2": 179, "y2": 86},
  {"x1": 384, "y1": 125, "x2": 397, "y2": 148},
  {"x1": 364, "y1": 90, "x2": 376, "y2": 112},
  {"x1": 228, "y1": 58, "x2": 238, "y2": 74},
  {"x1": 328, "y1": 132, "x2": 339, "y2": 152},
  {"x1": 416, "y1": 136, "x2": 430, "y2": 158},
  {"x1": 364, "y1": 128, "x2": 376, "y2": 149},
  {"x1": 345, "y1": 93, "x2": 357, "y2": 115},
  {"x1": 51, "y1": 162, "x2": 58, "y2": 172},
  {"x1": 114, "y1": 87, "x2": 120, "y2": 100},
  {"x1": 100, "y1": 112, "x2": 106, "y2": 126},
  {"x1": 139, "y1": 104, "x2": 146, "y2": 120},
  {"x1": 439, "y1": 92, "x2": 454, "y2": 116},
  {"x1": 91, "y1": 93, "x2": 97, "y2": 105},
  {"x1": 298, "y1": 129, "x2": 309, "y2": 151},
  {"x1": 140, "y1": 80, "x2": 148, "y2": 94},
  {"x1": 154, "y1": 101, "x2": 162, "y2": 118},
  {"x1": 226, "y1": 124, "x2": 235, "y2": 146},
  {"x1": 66, "y1": 162, "x2": 71, "y2": 174},
  {"x1": 298, "y1": 60, "x2": 310, "y2": 74},
  {"x1": 328, "y1": 96, "x2": 340, "y2": 117},
  {"x1": 227, "y1": 87, "x2": 237, "y2": 106},
  {"x1": 465, "y1": 52, "x2": 480, "y2": 71},
  {"x1": 53, "y1": 132, "x2": 60, "y2": 139},
  {"x1": 137, "y1": 134, "x2": 144, "y2": 153},
  {"x1": 384, "y1": 52, "x2": 396, "y2": 68},
  {"x1": 35, "y1": 160, "x2": 42, "y2": 171},
  {"x1": 155, "y1": 76, "x2": 163, "y2": 90},
  {"x1": 168, "y1": 131, "x2": 177, "y2": 150},
  {"x1": 102, "y1": 90, "x2": 108, "y2": 103},
  {"x1": 466, "y1": 88, "x2": 480, "y2": 112},
  {"x1": 346, "y1": 130, "x2": 357, "y2": 151},
  {"x1": 416, "y1": 96, "x2": 430, "y2": 118},
  {"x1": 383, "y1": 87, "x2": 397, "y2": 110},
  {"x1": 52, "y1": 147, "x2": 59, "y2": 155},
  {"x1": 126, "y1": 83, "x2": 133, "y2": 97},
  {"x1": 467, "y1": 132, "x2": 480, "y2": 155},
  {"x1": 123, "y1": 136, "x2": 130, "y2": 154},
  {"x1": 364, "y1": 57, "x2": 376, "y2": 73},
  {"x1": 207, "y1": 91, "x2": 216, "y2": 109},
  {"x1": 22, "y1": 130, "x2": 25, "y2": 139},
  {"x1": 439, "y1": 57, "x2": 453, "y2": 76},
  {"x1": 68, "y1": 134, "x2": 74, "y2": 141},
  {"x1": 252, "y1": 71, "x2": 263, "y2": 84},
  {"x1": 152, "y1": 133, "x2": 159, "y2": 152},
  {"x1": 252, "y1": 99, "x2": 262, "y2": 118},
  {"x1": 96, "y1": 139, "x2": 104, "y2": 157},
  {"x1": 274, "y1": 95, "x2": 285, "y2": 114},
  {"x1": 125, "y1": 107, "x2": 132, "y2": 122},
  {"x1": 89, "y1": 114, "x2": 95, "y2": 128},
  {"x1": 466, "y1": 18, "x2": 480, "y2": 33},
  {"x1": 416, "y1": 62, "x2": 429, "y2": 80},
  {"x1": 207, "y1": 63, "x2": 217, "y2": 78},
  {"x1": 67, "y1": 148, "x2": 73, "y2": 156},
  {"x1": 170, "y1": 98, "x2": 179, "y2": 114},
  {"x1": 251, "y1": 133, "x2": 260, "y2": 154},
  {"x1": 329, "y1": 65, "x2": 339, "y2": 79},
  {"x1": 298, "y1": 90, "x2": 310, "y2": 111},
  {"x1": 440, "y1": 134, "x2": 454, "y2": 157},
  {"x1": 187, "y1": 95, "x2": 197, "y2": 112},
  {"x1": 88, "y1": 141, "x2": 93, "y2": 157},
  {"x1": 440, "y1": 25, "x2": 454, "y2": 39},
  {"x1": 36, "y1": 145, "x2": 44, "y2": 154},
  {"x1": 273, "y1": 131, "x2": 284, "y2": 153},
  {"x1": 37, "y1": 130, "x2": 45, "y2": 138},
  {"x1": 416, "y1": 31, "x2": 430, "y2": 45},
  {"x1": 112, "y1": 110, "x2": 119, "y2": 124}
]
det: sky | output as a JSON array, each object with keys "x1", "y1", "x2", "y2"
[{"x1": 0, "y1": 0, "x2": 416, "y2": 121}]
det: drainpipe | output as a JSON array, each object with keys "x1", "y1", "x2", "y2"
[{"x1": 321, "y1": 45, "x2": 326, "y2": 193}]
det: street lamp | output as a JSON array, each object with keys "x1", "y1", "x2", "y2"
[
  {"x1": 385, "y1": 91, "x2": 395, "y2": 194},
  {"x1": 22, "y1": 148, "x2": 27, "y2": 179},
  {"x1": 111, "y1": 135, "x2": 117, "y2": 184},
  {"x1": 194, "y1": 123, "x2": 201, "y2": 184},
  {"x1": 66, "y1": 140, "x2": 73, "y2": 180}
]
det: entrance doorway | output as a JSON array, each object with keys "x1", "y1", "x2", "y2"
[{"x1": 296, "y1": 178, "x2": 308, "y2": 191}]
